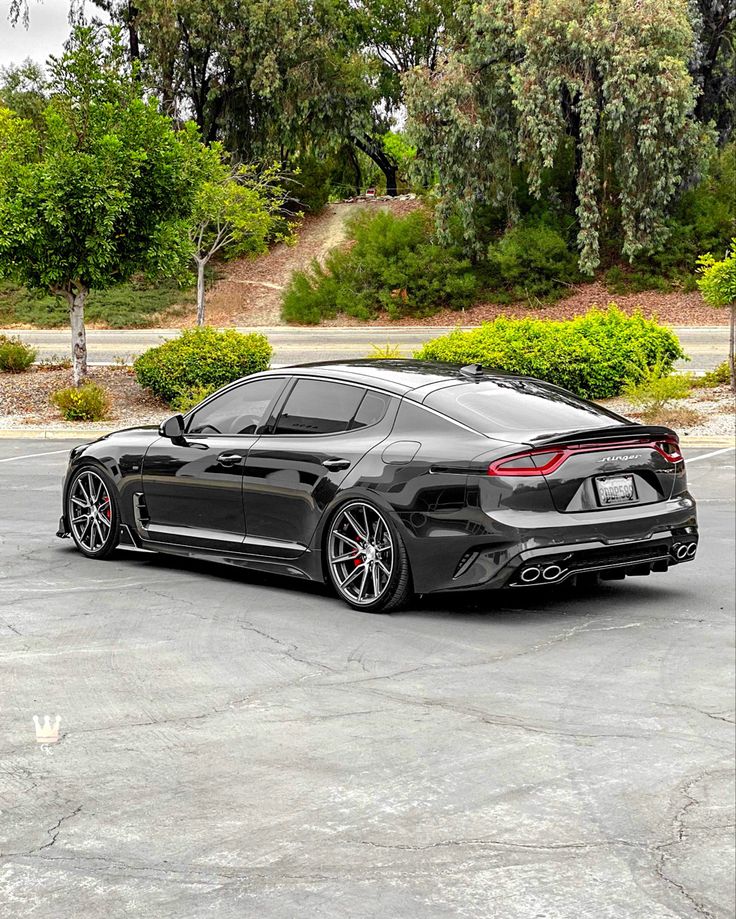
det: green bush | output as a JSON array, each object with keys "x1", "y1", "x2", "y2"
[
  {"x1": 291, "y1": 155, "x2": 333, "y2": 214},
  {"x1": 51, "y1": 382, "x2": 110, "y2": 421},
  {"x1": 0, "y1": 334, "x2": 36, "y2": 371},
  {"x1": 281, "y1": 210, "x2": 478, "y2": 324},
  {"x1": 697, "y1": 359, "x2": 733, "y2": 388},
  {"x1": 170, "y1": 384, "x2": 219, "y2": 413},
  {"x1": 134, "y1": 327, "x2": 272, "y2": 403},
  {"x1": 414, "y1": 306, "x2": 686, "y2": 399},
  {"x1": 486, "y1": 220, "x2": 581, "y2": 302},
  {"x1": 623, "y1": 361, "x2": 692, "y2": 420}
]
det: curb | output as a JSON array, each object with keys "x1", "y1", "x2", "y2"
[{"x1": 0, "y1": 429, "x2": 733, "y2": 448}]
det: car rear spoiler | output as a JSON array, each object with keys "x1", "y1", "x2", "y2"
[{"x1": 526, "y1": 424, "x2": 678, "y2": 447}]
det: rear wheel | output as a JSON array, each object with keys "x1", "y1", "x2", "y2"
[
  {"x1": 326, "y1": 500, "x2": 411, "y2": 613},
  {"x1": 66, "y1": 466, "x2": 120, "y2": 559}
]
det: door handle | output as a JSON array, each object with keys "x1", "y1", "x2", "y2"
[
  {"x1": 322, "y1": 457, "x2": 351, "y2": 471},
  {"x1": 217, "y1": 452, "x2": 245, "y2": 466}
]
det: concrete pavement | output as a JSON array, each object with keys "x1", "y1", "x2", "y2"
[
  {"x1": 1, "y1": 325, "x2": 730, "y2": 372},
  {"x1": 0, "y1": 440, "x2": 733, "y2": 918}
]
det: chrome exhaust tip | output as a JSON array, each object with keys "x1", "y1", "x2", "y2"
[
  {"x1": 676, "y1": 544, "x2": 689, "y2": 560},
  {"x1": 542, "y1": 564, "x2": 563, "y2": 581},
  {"x1": 520, "y1": 567, "x2": 541, "y2": 584},
  {"x1": 686, "y1": 543, "x2": 697, "y2": 558}
]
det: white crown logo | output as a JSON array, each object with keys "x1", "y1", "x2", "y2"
[{"x1": 33, "y1": 714, "x2": 61, "y2": 744}]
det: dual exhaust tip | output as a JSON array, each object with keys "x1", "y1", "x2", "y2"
[
  {"x1": 520, "y1": 564, "x2": 566, "y2": 584},
  {"x1": 672, "y1": 542, "x2": 697, "y2": 560}
]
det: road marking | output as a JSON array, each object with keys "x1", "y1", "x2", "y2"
[
  {"x1": 687, "y1": 446, "x2": 735, "y2": 464},
  {"x1": 0, "y1": 448, "x2": 70, "y2": 463}
]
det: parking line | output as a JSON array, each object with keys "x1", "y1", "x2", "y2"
[
  {"x1": 687, "y1": 445, "x2": 735, "y2": 464},
  {"x1": 0, "y1": 448, "x2": 70, "y2": 463}
]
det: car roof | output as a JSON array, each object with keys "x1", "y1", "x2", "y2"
[{"x1": 273, "y1": 359, "x2": 524, "y2": 396}]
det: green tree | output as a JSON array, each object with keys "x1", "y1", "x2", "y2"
[
  {"x1": 187, "y1": 146, "x2": 294, "y2": 324},
  {"x1": 406, "y1": 0, "x2": 710, "y2": 272},
  {"x1": 0, "y1": 60, "x2": 47, "y2": 126},
  {"x1": 0, "y1": 26, "x2": 197, "y2": 385},
  {"x1": 697, "y1": 240, "x2": 736, "y2": 389}
]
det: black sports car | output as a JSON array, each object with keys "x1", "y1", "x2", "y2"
[{"x1": 57, "y1": 360, "x2": 698, "y2": 612}]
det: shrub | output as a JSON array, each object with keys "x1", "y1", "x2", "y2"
[
  {"x1": 696, "y1": 360, "x2": 733, "y2": 388},
  {"x1": 485, "y1": 221, "x2": 581, "y2": 302},
  {"x1": 414, "y1": 306, "x2": 685, "y2": 399},
  {"x1": 290, "y1": 155, "x2": 333, "y2": 214},
  {"x1": 170, "y1": 384, "x2": 219, "y2": 413},
  {"x1": 0, "y1": 335, "x2": 36, "y2": 371},
  {"x1": 623, "y1": 362, "x2": 692, "y2": 421},
  {"x1": 51, "y1": 382, "x2": 110, "y2": 421},
  {"x1": 133, "y1": 327, "x2": 272, "y2": 403},
  {"x1": 281, "y1": 210, "x2": 478, "y2": 324}
]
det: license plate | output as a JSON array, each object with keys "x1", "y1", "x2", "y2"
[{"x1": 596, "y1": 474, "x2": 637, "y2": 506}]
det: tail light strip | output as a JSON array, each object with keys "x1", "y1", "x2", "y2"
[{"x1": 487, "y1": 436, "x2": 683, "y2": 477}]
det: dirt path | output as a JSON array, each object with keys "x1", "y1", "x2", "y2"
[{"x1": 155, "y1": 198, "x2": 419, "y2": 329}]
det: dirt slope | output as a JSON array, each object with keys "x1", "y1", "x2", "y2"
[
  {"x1": 154, "y1": 196, "x2": 725, "y2": 329},
  {"x1": 157, "y1": 197, "x2": 421, "y2": 329}
]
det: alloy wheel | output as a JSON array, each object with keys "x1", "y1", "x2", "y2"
[
  {"x1": 328, "y1": 502, "x2": 395, "y2": 607},
  {"x1": 69, "y1": 469, "x2": 113, "y2": 553}
]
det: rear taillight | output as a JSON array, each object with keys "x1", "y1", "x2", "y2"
[
  {"x1": 653, "y1": 437, "x2": 683, "y2": 462},
  {"x1": 487, "y1": 450, "x2": 567, "y2": 477},
  {"x1": 487, "y1": 435, "x2": 683, "y2": 477}
]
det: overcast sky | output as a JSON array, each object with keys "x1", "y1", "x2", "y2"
[{"x1": 0, "y1": 0, "x2": 92, "y2": 69}]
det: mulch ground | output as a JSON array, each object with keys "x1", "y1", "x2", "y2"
[
  {"x1": 0, "y1": 366, "x2": 167, "y2": 428},
  {"x1": 318, "y1": 282, "x2": 726, "y2": 328}
]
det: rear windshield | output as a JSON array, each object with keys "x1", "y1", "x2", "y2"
[{"x1": 424, "y1": 380, "x2": 614, "y2": 434}]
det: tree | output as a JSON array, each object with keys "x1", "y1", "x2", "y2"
[
  {"x1": 697, "y1": 240, "x2": 736, "y2": 389},
  {"x1": 0, "y1": 60, "x2": 47, "y2": 126},
  {"x1": 405, "y1": 0, "x2": 710, "y2": 272},
  {"x1": 690, "y1": 0, "x2": 736, "y2": 143},
  {"x1": 0, "y1": 26, "x2": 196, "y2": 385},
  {"x1": 187, "y1": 149, "x2": 293, "y2": 324}
]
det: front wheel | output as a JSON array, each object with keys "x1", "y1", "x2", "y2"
[
  {"x1": 326, "y1": 500, "x2": 412, "y2": 613},
  {"x1": 66, "y1": 466, "x2": 120, "y2": 559}
]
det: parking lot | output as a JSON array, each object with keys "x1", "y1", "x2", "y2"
[{"x1": 0, "y1": 438, "x2": 734, "y2": 918}]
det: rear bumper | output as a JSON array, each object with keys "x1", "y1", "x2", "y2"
[{"x1": 407, "y1": 494, "x2": 698, "y2": 594}]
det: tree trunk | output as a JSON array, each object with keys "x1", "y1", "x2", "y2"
[
  {"x1": 196, "y1": 260, "x2": 207, "y2": 326},
  {"x1": 383, "y1": 163, "x2": 398, "y2": 198},
  {"x1": 68, "y1": 289, "x2": 88, "y2": 387},
  {"x1": 730, "y1": 300, "x2": 735, "y2": 392},
  {"x1": 352, "y1": 137, "x2": 399, "y2": 197}
]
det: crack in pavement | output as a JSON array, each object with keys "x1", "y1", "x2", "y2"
[{"x1": 32, "y1": 804, "x2": 83, "y2": 855}]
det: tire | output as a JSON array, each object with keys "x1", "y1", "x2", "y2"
[
  {"x1": 66, "y1": 465, "x2": 121, "y2": 560},
  {"x1": 325, "y1": 499, "x2": 412, "y2": 613}
]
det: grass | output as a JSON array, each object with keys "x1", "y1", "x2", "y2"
[{"x1": 0, "y1": 277, "x2": 194, "y2": 328}]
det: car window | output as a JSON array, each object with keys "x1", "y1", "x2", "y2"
[
  {"x1": 423, "y1": 380, "x2": 615, "y2": 434},
  {"x1": 350, "y1": 390, "x2": 390, "y2": 429},
  {"x1": 273, "y1": 380, "x2": 366, "y2": 435},
  {"x1": 187, "y1": 378, "x2": 285, "y2": 435}
]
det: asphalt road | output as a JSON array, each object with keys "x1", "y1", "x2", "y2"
[
  {"x1": 0, "y1": 439, "x2": 734, "y2": 918},
  {"x1": 1, "y1": 325, "x2": 730, "y2": 373}
]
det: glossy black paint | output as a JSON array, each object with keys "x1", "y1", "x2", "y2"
[{"x1": 58, "y1": 360, "x2": 699, "y2": 596}]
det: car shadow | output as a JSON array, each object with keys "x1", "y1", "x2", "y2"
[{"x1": 88, "y1": 544, "x2": 691, "y2": 624}]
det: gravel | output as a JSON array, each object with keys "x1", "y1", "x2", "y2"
[{"x1": 0, "y1": 366, "x2": 167, "y2": 430}]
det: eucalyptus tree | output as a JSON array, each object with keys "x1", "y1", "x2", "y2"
[{"x1": 406, "y1": 0, "x2": 709, "y2": 272}]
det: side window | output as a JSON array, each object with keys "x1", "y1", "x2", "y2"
[
  {"x1": 273, "y1": 380, "x2": 365, "y2": 435},
  {"x1": 187, "y1": 378, "x2": 285, "y2": 435},
  {"x1": 350, "y1": 390, "x2": 390, "y2": 429}
]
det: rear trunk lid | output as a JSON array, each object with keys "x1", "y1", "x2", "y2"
[{"x1": 510, "y1": 425, "x2": 683, "y2": 512}]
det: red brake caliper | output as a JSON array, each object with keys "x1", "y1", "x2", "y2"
[{"x1": 101, "y1": 496, "x2": 111, "y2": 520}]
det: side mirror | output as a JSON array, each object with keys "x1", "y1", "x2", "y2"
[{"x1": 159, "y1": 414, "x2": 185, "y2": 439}]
